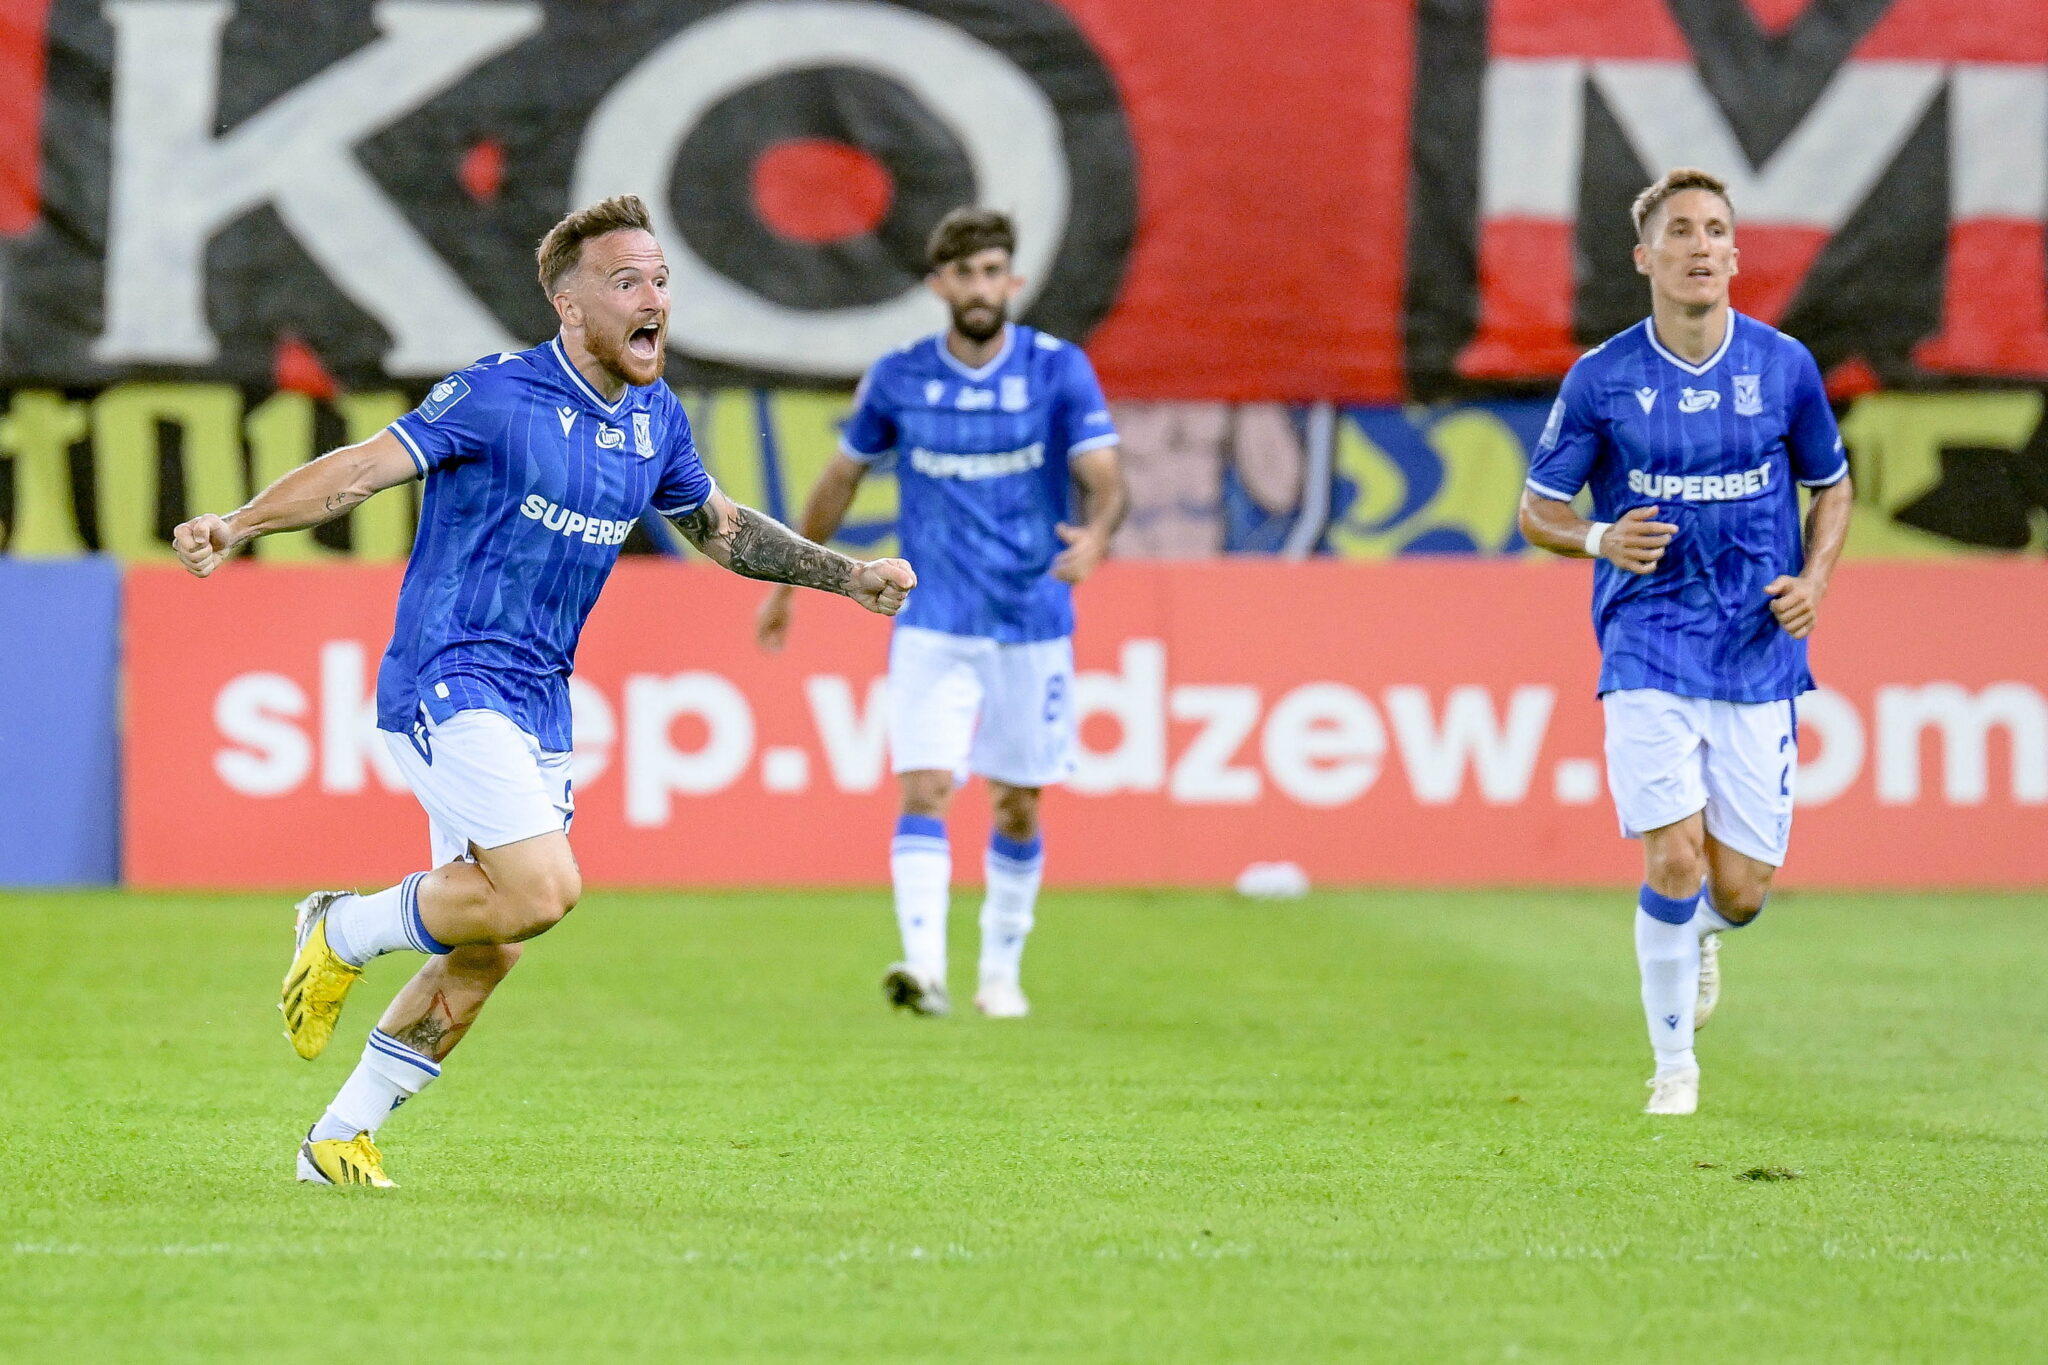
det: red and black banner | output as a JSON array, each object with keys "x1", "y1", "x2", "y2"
[{"x1": 1, "y1": 0, "x2": 2043, "y2": 401}]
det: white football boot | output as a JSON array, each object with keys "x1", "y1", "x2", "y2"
[
  {"x1": 1644, "y1": 1068, "x2": 1700, "y2": 1116},
  {"x1": 973, "y1": 979, "x2": 1030, "y2": 1019},
  {"x1": 1695, "y1": 931, "x2": 1722, "y2": 1029},
  {"x1": 882, "y1": 963, "x2": 950, "y2": 1017}
]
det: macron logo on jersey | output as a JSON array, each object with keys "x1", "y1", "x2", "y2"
[
  {"x1": 1627, "y1": 461, "x2": 1775, "y2": 503},
  {"x1": 519, "y1": 493, "x2": 637, "y2": 545},
  {"x1": 908, "y1": 442, "x2": 1046, "y2": 481}
]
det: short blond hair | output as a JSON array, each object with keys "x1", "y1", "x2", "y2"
[
  {"x1": 1631, "y1": 168, "x2": 1733, "y2": 242},
  {"x1": 536, "y1": 195, "x2": 653, "y2": 294}
]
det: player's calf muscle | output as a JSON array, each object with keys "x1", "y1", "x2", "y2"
[{"x1": 417, "y1": 855, "x2": 580, "y2": 944}]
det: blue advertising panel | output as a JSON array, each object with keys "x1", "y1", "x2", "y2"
[{"x1": 0, "y1": 558, "x2": 121, "y2": 885}]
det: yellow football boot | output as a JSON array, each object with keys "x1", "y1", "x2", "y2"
[
  {"x1": 280, "y1": 890, "x2": 362, "y2": 1060},
  {"x1": 297, "y1": 1129, "x2": 397, "y2": 1187}
]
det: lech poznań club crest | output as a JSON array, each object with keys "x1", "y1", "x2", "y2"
[
  {"x1": 631, "y1": 412, "x2": 654, "y2": 459},
  {"x1": 1734, "y1": 374, "x2": 1762, "y2": 417}
]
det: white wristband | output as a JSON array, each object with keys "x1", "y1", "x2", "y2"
[{"x1": 1583, "y1": 522, "x2": 1610, "y2": 558}]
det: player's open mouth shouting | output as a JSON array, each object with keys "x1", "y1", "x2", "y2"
[{"x1": 627, "y1": 319, "x2": 662, "y2": 362}]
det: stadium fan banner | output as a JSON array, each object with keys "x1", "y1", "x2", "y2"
[
  {"x1": 4, "y1": 383, "x2": 2047, "y2": 560},
  {"x1": 125, "y1": 560, "x2": 2048, "y2": 890},
  {"x1": 4, "y1": 0, "x2": 2045, "y2": 403}
]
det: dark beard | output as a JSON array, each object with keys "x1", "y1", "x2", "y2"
[{"x1": 950, "y1": 302, "x2": 1007, "y2": 344}]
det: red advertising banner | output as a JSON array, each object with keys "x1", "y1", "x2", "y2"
[{"x1": 125, "y1": 561, "x2": 2048, "y2": 889}]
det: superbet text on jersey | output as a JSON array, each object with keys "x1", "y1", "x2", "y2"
[
  {"x1": 840, "y1": 323, "x2": 1118, "y2": 644},
  {"x1": 381, "y1": 341, "x2": 714, "y2": 752},
  {"x1": 1525, "y1": 311, "x2": 1849, "y2": 704}
]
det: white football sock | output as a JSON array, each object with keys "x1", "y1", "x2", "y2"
[
  {"x1": 324, "y1": 872, "x2": 439, "y2": 967},
  {"x1": 979, "y1": 834, "x2": 1043, "y2": 985},
  {"x1": 891, "y1": 816, "x2": 951, "y2": 981},
  {"x1": 1636, "y1": 887, "x2": 1700, "y2": 1075},
  {"x1": 309, "y1": 1030, "x2": 441, "y2": 1141},
  {"x1": 1695, "y1": 886, "x2": 1755, "y2": 938}
]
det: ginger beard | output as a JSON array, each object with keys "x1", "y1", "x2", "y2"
[
  {"x1": 566, "y1": 229, "x2": 671, "y2": 389},
  {"x1": 584, "y1": 303, "x2": 667, "y2": 389}
]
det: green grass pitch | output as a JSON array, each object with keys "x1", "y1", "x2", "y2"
[{"x1": 5, "y1": 887, "x2": 2046, "y2": 1362}]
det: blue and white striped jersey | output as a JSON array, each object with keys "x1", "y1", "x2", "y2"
[
  {"x1": 842, "y1": 324, "x2": 1118, "y2": 643},
  {"x1": 378, "y1": 340, "x2": 713, "y2": 751},
  {"x1": 1525, "y1": 311, "x2": 1849, "y2": 703}
]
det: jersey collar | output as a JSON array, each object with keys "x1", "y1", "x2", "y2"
[
  {"x1": 932, "y1": 323, "x2": 1016, "y2": 382},
  {"x1": 548, "y1": 336, "x2": 628, "y2": 414},
  {"x1": 1641, "y1": 311, "x2": 1737, "y2": 378}
]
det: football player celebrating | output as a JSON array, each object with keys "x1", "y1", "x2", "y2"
[{"x1": 173, "y1": 196, "x2": 914, "y2": 1185}]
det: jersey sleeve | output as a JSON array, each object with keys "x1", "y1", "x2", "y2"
[
  {"x1": 839, "y1": 364, "x2": 898, "y2": 463},
  {"x1": 1053, "y1": 347, "x2": 1118, "y2": 457},
  {"x1": 652, "y1": 389, "x2": 715, "y2": 517},
  {"x1": 1784, "y1": 340, "x2": 1849, "y2": 488},
  {"x1": 387, "y1": 358, "x2": 514, "y2": 476},
  {"x1": 1524, "y1": 358, "x2": 1601, "y2": 502}
]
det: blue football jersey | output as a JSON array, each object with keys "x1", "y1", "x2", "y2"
[
  {"x1": 379, "y1": 339, "x2": 714, "y2": 751},
  {"x1": 1525, "y1": 312, "x2": 1848, "y2": 703},
  {"x1": 841, "y1": 324, "x2": 1118, "y2": 642}
]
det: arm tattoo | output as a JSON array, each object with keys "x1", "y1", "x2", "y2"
[{"x1": 671, "y1": 501, "x2": 856, "y2": 595}]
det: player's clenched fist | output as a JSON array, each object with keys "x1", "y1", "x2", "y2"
[
  {"x1": 1763, "y1": 573, "x2": 1825, "y2": 639},
  {"x1": 1598, "y1": 504, "x2": 1679, "y2": 576},
  {"x1": 850, "y1": 558, "x2": 916, "y2": 616},
  {"x1": 172, "y1": 513, "x2": 241, "y2": 578}
]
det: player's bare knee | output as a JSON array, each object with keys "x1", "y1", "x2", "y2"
[
  {"x1": 990, "y1": 785, "x2": 1041, "y2": 842},
  {"x1": 1710, "y1": 877, "x2": 1769, "y2": 924},
  {"x1": 899, "y1": 771, "x2": 955, "y2": 820},
  {"x1": 1642, "y1": 835, "x2": 1706, "y2": 898},
  {"x1": 501, "y1": 867, "x2": 581, "y2": 940}
]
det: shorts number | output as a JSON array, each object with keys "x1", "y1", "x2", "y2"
[
  {"x1": 1043, "y1": 675, "x2": 1067, "y2": 725},
  {"x1": 1777, "y1": 732, "x2": 1792, "y2": 798}
]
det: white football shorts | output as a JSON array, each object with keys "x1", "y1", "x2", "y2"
[
  {"x1": 1602, "y1": 688, "x2": 1799, "y2": 866},
  {"x1": 383, "y1": 707, "x2": 574, "y2": 867},
  {"x1": 887, "y1": 625, "x2": 1077, "y2": 788}
]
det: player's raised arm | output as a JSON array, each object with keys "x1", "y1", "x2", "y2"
[
  {"x1": 1519, "y1": 494, "x2": 1679, "y2": 576},
  {"x1": 670, "y1": 487, "x2": 914, "y2": 617},
  {"x1": 1051, "y1": 444, "x2": 1127, "y2": 584},
  {"x1": 171, "y1": 430, "x2": 421, "y2": 578},
  {"x1": 755, "y1": 453, "x2": 872, "y2": 651}
]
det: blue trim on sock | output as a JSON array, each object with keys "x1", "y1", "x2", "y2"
[
  {"x1": 895, "y1": 813, "x2": 946, "y2": 841},
  {"x1": 403, "y1": 872, "x2": 451, "y2": 955},
  {"x1": 366, "y1": 1029, "x2": 441, "y2": 1078},
  {"x1": 1639, "y1": 884, "x2": 1698, "y2": 925},
  {"x1": 990, "y1": 833, "x2": 1043, "y2": 864}
]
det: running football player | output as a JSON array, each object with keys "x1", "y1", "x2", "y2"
[
  {"x1": 756, "y1": 208, "x2": 1126, "y2": 1020},
  {"x1": 1517, "y1": 168, "x2": 1853, "y2": 1115},
  {"x1": 173, "y1": 196, "x2": 915, "y2": 1184}
]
